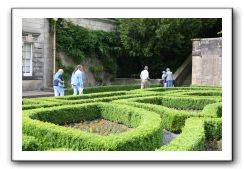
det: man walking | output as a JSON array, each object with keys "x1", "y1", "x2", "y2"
[{"x1": 140, "y1": 66, "x2": 150, "y2": 89}]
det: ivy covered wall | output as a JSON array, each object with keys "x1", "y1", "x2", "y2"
[{"x1": 52, "y1": 19, "x2": 121, "y2": 86}]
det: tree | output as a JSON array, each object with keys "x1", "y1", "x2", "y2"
[{"x1": 117, "y1": 18, "x2": 221, "y2": 78}]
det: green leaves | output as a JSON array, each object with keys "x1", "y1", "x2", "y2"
[
  {"x1": 117, "y1": 18, "x2": 222, "y2": 78},
  {"x1": 23, "y1": 103, "x2": 162, "y2": 151},
  {"x1": 55, "y1": 19, "x2": 119, "y2": 76},
  {"x1": 23, "y1": 85, "x2": 222, "y2": 151}
]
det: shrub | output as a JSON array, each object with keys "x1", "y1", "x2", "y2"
[
  {"x1": 48, "y1": 148, "x2": 73, "y2": 151},
  {"x1": 115, "y1": 97, "x2": 221, "y2": 133},
  {"x1": 22, "y1": 86, "x2": 222, "y2": 151},
  {"x1": 114, "y1": 100, "x2": 200, "y2": 133},
  {"x1": 204, "y1": 118, "x2": 222, "y2": 140},
  {"x1": 121, "y1": 95, "x2": 219, "y2": 110},
  {"x1": 22, "y1": 135, "x2": 40, "y2": 151},
  {"x1": 202, "y1": 102, "x2": 222, "y2": 118},
  {"x1": 65, "y1": 84, "x2": 160, "y2": 95},
  {"x1": 22, "y1": 92, "x2": 159, "y2": 110},
  {"x1": 158, "y1": 117, "x2": 205, "y2": 151},
  {"x1": 23, "y1": 103, "x2": 162, "y2": 151}
]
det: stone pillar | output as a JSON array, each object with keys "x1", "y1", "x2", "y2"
[
  {"x1": 191, "y1": 38, "x2": 222, "y2": 86},
  {"x1": 43, "y1": 18, "x2": 52, "y2": 88},
  {"x1": 191, "y1": 39, "x2": 202, "y2": 85}
]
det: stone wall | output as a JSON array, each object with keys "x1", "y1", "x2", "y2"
[
  {"x1": 57, "y1": 53, "x2": 113, "y2": 86},
  {"x1": 22, "y1": 18, "x2": 52, "y2": 91},
  {"x1": 22, "y1": 18, "x2": 117, "y2": 91},
  {"x1": 110, "y1": 78, "x2": 161, "y2": 85},
  {"x1": 66, "y1": 18, "x2": 117, "y2": 32},
  {"x1": 56, "y1": 18, "x2": 117, "y2": 87},
  {"x1": 192, "y1": 38, "x2": 222, "y2": 86}
]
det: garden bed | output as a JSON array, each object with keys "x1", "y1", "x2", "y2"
[
  {"x1": 205, "y1": 139, "x2": 222, "y2": 151},
  {"x1": 62, "y1": 118, "x2": 133, "y2": 136},
  {"x1": 22, "y1": 86, "x2": 222, "y2": 151},
  {"x1": 23, "y1": 102, "x2": 162, "y2": 151}
]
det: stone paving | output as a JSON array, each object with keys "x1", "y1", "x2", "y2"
[
  {"x1": 162, "y1": 129, "x2": 179, "y2": 146},
  {"x1": 22, "y1": 90, "x2": 54, "y2": 98}
]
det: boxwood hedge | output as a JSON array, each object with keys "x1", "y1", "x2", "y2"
[
  {"x1": 23, "y1": 102, "x2": 162, "y2": 151},
  {"x1": 158, "y1": 117, "x2": 205, "y2": 151},
  {"x1": 22, "y1": 85, "x2": 222, "y2": 151},
  {"x1": 22, "y1": 135, "x2": 40, "y2": 151},
  {"x1": 65, "y1": 84, "x2": 160, "y2": 95}
]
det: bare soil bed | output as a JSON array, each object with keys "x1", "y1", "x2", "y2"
[{"x1": 205, "y1": 139, "x2": 222, "y2": 151}]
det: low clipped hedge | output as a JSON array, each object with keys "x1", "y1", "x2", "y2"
[
  {"x1": 115, "y1": 100, "x2": 221, "y2": 133},
  {"x1": 114, "y1": 100, "x2": 200, "y2": 133},
  {"x1": 204, "y1": 118, "x2": 222, "y2": 140},
  {"x1": 158, "y1": 117, "x2": 205, "y2": 151},
  {"x1": 22, "y1": 86, "x2": 222, "y2": 151},
  {"x1": 144, "y1": 86, "x2": 221, "y2": 93},
  {"x1": 34, "y1": 91, "x2": 127, "y2": 102},
  {"x1": 181, "y1": 90, "x2": 222, "y2": 97},
  {"x1": 202, "y1": 102, "x2": 222, "y2": 118},
  {"x1": 22, "y1": 135, "x2": 40, "y2": 151},
  {"x1": 48, "y1": 148, "x2": 73, "y2": 151},
  {"x1": 65, "y1": 84, "x2": 160, "y2": 95},
  {"x1": 22, "y1": 92, "x2": 159, "y2": 110},
  {"x1": 119, "y1": 95, "x2": 220, "y2": 111},
  {"x1": 23, "y1": 102, "x2": 162, "y2": 151}
]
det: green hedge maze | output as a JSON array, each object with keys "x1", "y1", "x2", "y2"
[{"x1": 22, "y1": 85, "x2": 222, "y2": 151}]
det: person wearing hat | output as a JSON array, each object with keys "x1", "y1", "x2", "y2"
[
  {"x1": 53, "y1": 69, "x2": 65, "y2": 96},
  {"x1": 140, "y1": 66, "x2": 150, "y2": 89},
  {"x1": 162, "y1": 71, "x2": 167, "y2": 87}
]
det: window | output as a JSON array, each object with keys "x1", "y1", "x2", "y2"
[{"x1": 22, "y1": 43, "x2": 33, "y2": 76}]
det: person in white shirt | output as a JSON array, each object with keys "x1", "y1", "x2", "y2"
[
  {"x1": 140, "y1": 66, "x2": 150, "y2": 89},
  {"x1": 162, "y1": 71, "x2": 167, "y2": 87},
  {"x1": 71, "y1": 65, "x2": 85, "y2": 95},
  {"x1": 166, "y1": 68, "x2": 173, "y2": 87}
]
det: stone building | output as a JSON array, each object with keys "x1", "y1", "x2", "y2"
[
  {"x1": 22, "y1": 18, "x2": 117, "y2": 91},
  {"x1": 22, "y1": 18, "x2": 52, "y2": 91},
  {"x1": 191, "y1": 38, "x2": 222, "y2": 86},
  {"x1": 67, "y1": 18, "x2": 117, "y2": 32}
]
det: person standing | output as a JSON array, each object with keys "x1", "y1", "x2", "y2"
[
  {"x1": 162, "y1": 71, "x2": 167, "y2": 87},
  {"x1": 166, "y1": 68, "x2": 173, "y2": 87},
  {"x1": 53, "y1": 69, "x2": 65, "y2": 96},
  {"x1": 72, "y1": 65, "x2": 85, "y2": 95},
  {"x1": 140, "y1": 66, "x2": 150, "y2": 89}
]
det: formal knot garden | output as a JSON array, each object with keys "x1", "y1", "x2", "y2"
[{"x1": 22, "y1": 84, "x2": 222, "y2": 151}]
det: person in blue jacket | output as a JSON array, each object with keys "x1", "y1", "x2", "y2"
[
  {"x1": 53, "y1": 69, "x2": 64, "y2": 96},
  {"x1": 71, "y1": 65, "x2": 85, "y2": 95}
]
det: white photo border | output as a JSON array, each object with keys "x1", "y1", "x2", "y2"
[{"x1": 12, "y1": 8, "x2": 233, "y2": 161}]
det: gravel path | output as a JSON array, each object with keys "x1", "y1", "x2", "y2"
[{"x1": 162, "y1": 129, "x2": 179, "y2": 146}]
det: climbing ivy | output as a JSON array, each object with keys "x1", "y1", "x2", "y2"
[
  {"x1": 56, "y1": 57, "x2": 74, "y2": 88},
  {"x1": 55, "y1": 19, "x2": 120, "y2": 76}
]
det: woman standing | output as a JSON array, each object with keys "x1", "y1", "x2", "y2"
[{"x1": 71, "y1": 65, "x2": 84, "y2": 95}]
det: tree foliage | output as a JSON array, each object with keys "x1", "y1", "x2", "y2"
[
  {"x1": 117, "y1": 18, "x2": 222, "y2": 78},
  {"x1": 54, "y1": 18, "x2": 221, "y2": 79}
]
